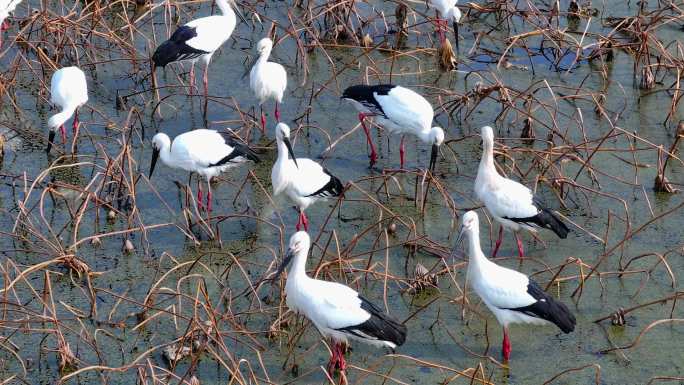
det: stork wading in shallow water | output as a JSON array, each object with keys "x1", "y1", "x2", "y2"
[
  {"x1": 341, "y1": 84, "x2": 444, "y2": 171},
  {"x1": 427, "y1": 0, "x2": 461, "y2": 50},
  {"x1": 271, "y1": 123, "x2": 343, "y2": 231},
  {"x1": 47, "y1": 66, "x2": 89, "y2": 153},
  {"x1": 475, "y1": 125, "x2": 569, "y2": 259},
  {"x1": 152, "y1": 0, "x2": 244, "y2": 99},
  {"x1": 248, "y1": 37, "x2": 287, "y2": 133},
  {"x1": 453, "y1": 211, "x2": 576, "y2": 361},
  {"x1": 149, "y1": 129, "x2": 259, "y2": 214},
  {"x1": 276, "y1": 231, "x2": 407, "y2": 375}
]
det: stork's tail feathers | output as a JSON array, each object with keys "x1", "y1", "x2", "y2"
[
  {"x1": 549, "y1": 298, "x2": 576, "y2": 334},
  {"x1": 507, "y1": 281, "x2": 576, "y2": 334},
  {"x1": 152, "y1": 40, "x2": 179, "y2": 68},
  {"x1": 329, "y1": 175, "x2": 344, "y2": 197},
  {"x1": 338, "y1": 296, "x2": 407, "y2": 348},
  {"x1": 539, "y1": 208, "x2": 570, "y2": 239}
]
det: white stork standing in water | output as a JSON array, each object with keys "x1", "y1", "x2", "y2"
[
  {"x1": 248, "y1": 37, "x2": 287, "y2": 133},
  {"x1": 152, "y1": 0, "x2": 244, "y2": 99},
  {"x1": 341, "y1": 84, "x2": 444, "y2": 171},
  {"x1": 149, "y1": 129, "x2": 259, "y2": 214},
  {"x1": 275, "y1": 231, "x2": 407, "y2": 374},
  {"x1": 47, "y1": 66, "x2": 89, "y2": 153},
  {"x1": 452, "y1": 210, "x2": 576, "y2": 361},
  {"x1": 475, "y1": 125, "x2": 569, "y2": 259},
  {"x1": 271, "y1": 123, "x2": 344, "y2": 231}
]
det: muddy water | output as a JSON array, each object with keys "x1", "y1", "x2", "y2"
[{"x1": 0, "y1": 0, "x2": 683, "y2": 384}]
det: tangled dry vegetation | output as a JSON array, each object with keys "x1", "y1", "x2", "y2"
[{"x1": 0, "y1": 0, "x2": 683, "y2": 384}]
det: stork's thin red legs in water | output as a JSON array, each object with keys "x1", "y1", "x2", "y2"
[
  {"x1": 295, "y1": 210, "x2": 309, "y2": 232},
  {"x1": 59, "y1": 125, "x2": 67, "y2": 144},
  {"x1": 326, "y1": 342, "x2": 347, "y2": 376},
  {"x1": 206, "y1": 188, "x2": 212, "y2": 214},
  {"x1": 72, "y1": 109, "x2": 80, "y2": 135},
  {"x1": 514, "y1": 232, "x2": 525, "y2": 260},
  {"x1": 0, "y1": 20, "x2": 8, "y2": 49},
  {"x1": 358, "y1": 113, "x2": 378, "y2": 167},
  {"x1": 295, "y1": 211, "x2": 302, "y2": 231},
  {"x1": 196, "y1": 179, "x2": 204, "y2": 211},
  {"x1": 399, "y1": 135, "x2": 406, "y2": 170},
  {"x1": 260, "y1": 106, "x2": 266, "y2": 134},
  {"x1": 189, "y1": 63, "x2": 195, "y2": 90},
  {"x1": 502, "y1": 327, "x2": 511, "y2": 361},
  {"x1": 492, "y1": 225, "x2": 503, "y2": 258}
]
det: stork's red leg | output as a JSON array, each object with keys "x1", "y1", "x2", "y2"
[
  {"x1": 0, "y1": 20, "x2": 8, "y2": 49},
  {"x1": 197, "y1": 179, "x2": 204, "y2": 210},
  {"x1": 337, "y1": 343, "x2": 347, "y2": 372},
  {"x1": 502, "y1": 327, "x2": 511, "y2": 361},
  {"x1": 301, "y1": 211, "x2": 309, "y2": 232},
  {"x1": 72, "y1": 109, "x2": 79, "y2": 135},
  {"x1": 60, "y1": 125, "x2": 67, "y2": 144},
  {"x1": 295, "y1": 212, "x2": 302, "y2": 231},
  {"x1": 399, "y1": 135, "x2": 406, "y2": 170},
  {"x1": 492, "y1": 225, "x2": 503, "y2": 257},
  {"x1": 275, "y1": 102, "x2": 280, "y2": 122},
  {"x1": 260, "y1": 106, "x2": 266, "y2": 134},
  {"x1": 358, "y1": 113, "x2": 377, "y2": 167},
  {"x1": 326, "y1": 343, "x2": 337, "y2": 376},
  {"x1": 206, "y1": 188, "x2": 212, "y2": 215},
  {"x1": 514, "y1": 232, "x2": 525, "y2": 260},
  {"x1": 189, "y1": 63, "x2": 195, "y2": 89}
]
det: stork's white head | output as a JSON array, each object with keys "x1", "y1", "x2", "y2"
[
  {"x1": 256, "y1": 38, "x2": 273, "y2": 56},
  {"x1": 460, "y1": 210, "x2": 479, "y2": 233},
  {"x1": 450, "y1": 210, "x2": 479, "y2": 261},
  {"x1": 288, "y1": 231, "x2": 310, "y2": 255},
  {"x1": 151, "y1": 132, "x2": 171, "y2": 151},
  {"x1": 449, "y1": 5, "x2": 462, "y2": 23},
  {"x1": 275, "y1": 231, "x2": 311, "y2": 275},
  {"x1": 149, "y1": 133, "x2": 171, "y2": 178},
  {"x1": 275, "y1": 122, "x2": 290, "y2": 140},
  {"x1": 275, "y1": 123, "x2": 298, "y2": 168},
  {"x1": 481, "y1": 125, "x2": 494, "y2": 146},
  {"x1": 427, "y1": 127, "x2": 445, "y2": 172},
  {"x1": 431, "y1": 126, "x2": 445, "y2": 146}
]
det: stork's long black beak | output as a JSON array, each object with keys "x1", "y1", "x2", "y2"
[
  {"x1": 149, "y1": 148, "x2": 160, "y2": 178},
  {"x1": 284, "y1": 137, "x2": 299, "y2": 168},
  {"x1": 275, "y1": 248, "x2": 295, "y2": 276},
  {"x1": 230, "y1": 0, "x2": 248, "y2": 24},
  {"x1": 453, "y1": 21, "x2": 459, "y2": 52},
  {"x1": 46, "y1": 130, "x2": 55, "y2": 154},
  {"x1": 429, "y1": 143, "x2": 439, "y2": 173},
  {"x1": 242, "y1": 54, "x2": 258, "y2": 79}
]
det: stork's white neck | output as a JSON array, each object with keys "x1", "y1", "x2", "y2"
[
  {"x1": 275, "y1": 138, "x2": 289, "y2": 165},
  {"x1": 258, "y1": 48, "x2": 272, "y2": 63},
  {"x1": 289, "y1": 249, "x2": 308, "y2": 278},
  {"x1": 48, "y1": 107, "x2": 76, "y2": 130},
  {"x1": 216, "y1": 0, "x2": 234, "y2": 16},
  {"x1": 416, "y1": 128, "x2": 432, "y2": 144},
  {"x1": 465, "y1": 228, "x2": 488, "y2": 274},
  {"x1": 156, "y1": 136, "x2": 173, "y2": 167},
  {"x1": 477, "y1": 136, "x2": 499, "y2": 182}
]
